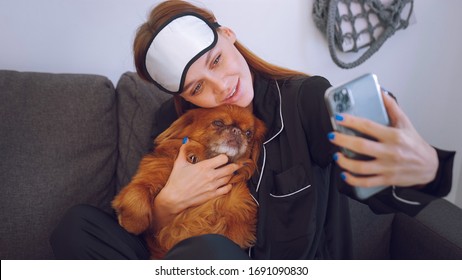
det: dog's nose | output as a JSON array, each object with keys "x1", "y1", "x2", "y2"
[{"x1": 231, "y1": 127, "x2": 241, "y2": 135}]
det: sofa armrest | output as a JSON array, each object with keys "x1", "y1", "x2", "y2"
[{"x1": 390, "y1": 198, "x2": 462, "y2": 259}]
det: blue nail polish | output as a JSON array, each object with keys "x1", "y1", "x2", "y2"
[
  {"x1": 182, "y1": 137, "x2": 188, "y2": 144},
  {"x1": 333, "y1": 153, "x2": 338, "y2": 161},
  {"x1": 328, "y1": 132, "x2": 335, "y2": 140},
  {"x1": 335, "y1": 114, "x2": 344, "y2": 121},
  {"x1": 340, "y1": 172, "x2": 347, "y2": 181}
]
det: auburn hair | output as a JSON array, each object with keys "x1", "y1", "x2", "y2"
[{"x1": 133, "y1": 0, "x2": 308, "y2": 116}]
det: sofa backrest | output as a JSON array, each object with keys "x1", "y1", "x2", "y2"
[
  {"x1": 115, "y1": 72, "x2": 171, "y2": 191},
  {"x1": 0, "y1": 70, "x2": 118, "y2": 259}
]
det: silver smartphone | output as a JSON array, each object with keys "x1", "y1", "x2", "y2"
[{"x1": 324, "y1": 73, "x2": 390, "y2": 200}]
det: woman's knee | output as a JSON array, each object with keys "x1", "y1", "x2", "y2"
[
  {"x1": 50, "y1": 204, "x2": 107, "y2": 259},
  {"x1": 51, "y1": 204, "x2": 101, "y2": 237},
  {"x1": 63, "y1": 204, "x2": 109, "y2": 220},
  {"x1": 50, "y1": 204, "x2": 149, "y2": 260}
]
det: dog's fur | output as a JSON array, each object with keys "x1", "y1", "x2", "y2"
[{"x1": 112, "y1": 105, "x2": 266, "y2": 259}]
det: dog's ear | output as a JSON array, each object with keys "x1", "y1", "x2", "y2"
[
  {"x1": 249, "y1": 117, "x2": 267, "y2": 163},
  {"x1": 154, "y1": 110, "x2": 196, "y2": 144}
]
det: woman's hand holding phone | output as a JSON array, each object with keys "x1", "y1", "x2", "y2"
[{"x1": 329, "y1": 91, "x2": 439, "y2": 189}]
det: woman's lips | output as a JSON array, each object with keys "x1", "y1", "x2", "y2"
[{"x1": 224, "y1": 79, "x2": 240, "y2": 104}]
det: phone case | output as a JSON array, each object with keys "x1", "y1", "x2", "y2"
[{"x1": 324, "y1": 73, "x2": 390, "y2": 200}]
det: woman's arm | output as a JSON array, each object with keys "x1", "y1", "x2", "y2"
[{"x1": 298, "y1": 76, "x2": 455, "y2": 214}]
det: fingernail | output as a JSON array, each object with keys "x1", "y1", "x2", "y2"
[
  {"x1": 333, "y1": 153, "x2": 339, "y2": 161},
  {"x1": 182, "y1": 137, "x2": 188, "y2": 144},
  {"x1": 335, "y1": 114, "x2": 344, "y2": 121},
  {"x1": 328, "y1": 132, "x2": 335, "y2": 140},
  {"x1": 340, "y1": 172, "x2": 347, "y2": 181}
]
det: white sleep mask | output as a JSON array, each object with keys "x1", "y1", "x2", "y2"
[{"x1": 142, "y1": 13, "x2": 220, "y2": 94}]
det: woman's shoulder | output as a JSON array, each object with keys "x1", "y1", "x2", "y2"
[
  {"x1": 302, "y1": 75, "x2": 331, "y2": 88},
  {"x1": 279, "y1": 75, "x2": 331, "y2": 95},
  {"x1": 278, "y1": 75, "x2": 332, "y2": 104}
]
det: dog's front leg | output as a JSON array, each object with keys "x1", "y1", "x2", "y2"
[{"x1": 112, "y1": 183, "x2": 159, "y2": 235}]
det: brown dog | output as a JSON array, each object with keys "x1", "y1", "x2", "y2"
[{"x1": 112, "y1": 105, "x2": 266, "y2": 259}]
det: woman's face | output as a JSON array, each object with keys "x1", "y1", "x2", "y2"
[{"x1": 180, "y1": 27, "x2": 254, "y2": 109}]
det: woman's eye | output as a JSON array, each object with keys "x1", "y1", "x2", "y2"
[
  {"x1": 213, "y1": 54, "x2": 221, "y2": 66},
  {"x1": 192, "y1": 82, "x2": 203, "y2": 96}
]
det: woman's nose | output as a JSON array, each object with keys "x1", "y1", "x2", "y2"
[{"x1": 209, "y1": 75, "x2": 231, "y2": 97}]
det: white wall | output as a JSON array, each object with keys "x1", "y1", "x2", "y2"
[{"x1": 1, "y1": 0, "x2": 461, "y2": 207}]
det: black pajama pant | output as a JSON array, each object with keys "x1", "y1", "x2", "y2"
[{"x1": 50, "y1": 204, "x2": 250, "y2": 260}]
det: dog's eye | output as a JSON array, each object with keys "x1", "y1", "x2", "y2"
[
  {"x1": 213, "y1": 120, "x2": 224, "y2": 127},
  {"x1": 188, "y1": 154, "x2": 199, "y2": 164},
  {"x1": 245, "y1": 130, "x2": 253, "y2": 138}
]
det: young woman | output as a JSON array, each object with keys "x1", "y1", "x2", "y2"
[{"x1": 50, "y1": 0, "x2": 455, "y2": 259}]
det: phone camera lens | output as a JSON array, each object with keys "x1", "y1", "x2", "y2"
[
  {"x1": 336, "y1": 103, "x2": 345, "y2": 112},
  {"x1": 333, "y1": 88, "x2": 350, "y2": 113},
  {"x1": 334, "y1": 91, "x2": 341, "y2": 102},
  {"x1": 342, "y1": 93, "x2": 349, "y2": 103}
]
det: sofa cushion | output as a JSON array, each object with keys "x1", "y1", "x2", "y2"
[
  {"x1": 116, "y1": 72, "x2": 171, "y2": 190},
  {"x1": 391, "y1": 198, "x2": 462, "y2": 259},
  {"x1": 348, "y1": 198, "x2": 394, "y2": 259},
  {"x1": 0, "y1": 70, "x2": 118, "y2": 259}
]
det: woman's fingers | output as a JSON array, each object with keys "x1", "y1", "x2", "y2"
[
  {"x1": 177, "y1": 143, "x2": 240, "y2": 182},
  {"x1": 334, "y1": 152, "x2": 386, "y2": 176},
  {"x1": 212, "y1": 160, "x2": 241, "y2": 178},
  {"x1": 381, "y1": 91, "x2": 411, "y2": 129},
  {"x1": 334, "y1": 113, "x2": 398, "y2": 143},
  {"x1": 200, "y1": 153, "x2": 230, "y2": 169},
  {"x1": 214, "y1": 183, "x2": 233, "y2": 196},
  {"x1": 329, "y1": 131, "x2": 386, "y2": 159},
  {"x1": 333, "y1": 151, "x2": 394, "y2": 188},
  {"x1": 208, "y1": 175, "x2": 233, "y2": 191},
  {"x1": 339, "y1": 171, "x2": 389, "y2": 188}
]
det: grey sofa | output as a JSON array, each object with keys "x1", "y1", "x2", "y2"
[{"x1": 1, "y1": 70, "x2": 461, "y2": 260}]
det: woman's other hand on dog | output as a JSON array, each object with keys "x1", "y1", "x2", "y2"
[{"x1": 152, "y1": 139, "x2": 242, "y2": 230}]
